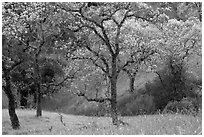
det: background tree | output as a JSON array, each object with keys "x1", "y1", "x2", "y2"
[
  {"x1": 146, "y1": 17, "x2": 202, "y2": 109},
  {"x1": 21, "y1": 3, "x2": 77, "y2": 116},
  {"x1": 119, "y1": 20, "x2": 159, "y2": 93},
  {"x1": 147, "y1": 2, "x2": 202, "y2": 22}
]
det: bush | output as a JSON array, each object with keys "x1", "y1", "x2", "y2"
[
  {"x1": 97, "y1": 101, "x2": 111, "y2": 116},
  {"x1": 118, "y1": 94, "x2": 156, "y2": 116},
  {"x1": 162, "y1": 97, "x2": 198, "y2": 115},
  {"x1": 146, "y1": 55, "x2": 202, "y2": 110},
  {"x1": 145, "y1": 80, "x2": 170, "y2": 110}
]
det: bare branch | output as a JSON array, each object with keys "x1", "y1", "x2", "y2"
[
  {"x1": 118, "y1": 49, "x2": 156, "y2": 74},
  {"x1": 75, "y1": 84, "x2": 111, "y2": 103},
  {"x1": 155, "y1": 71, "x2": 166, "y2": 88},
  {"x1": 51, "y1": 75, "x2": 75, "y2": 87},
  {"x1": 76, "y1": 92, "x2": 111, "y2": 103},
  {"x1": 85, "y1": 45, "x2": 109, "y2": 74},
  {"x1": 72, "y1": 56, "x2": 108, "y2": 75},
  {"x1": 100, "y1": 26, "x2": 115, "y2": 55},
  {"x1": 3, "y1": 59, "x2": 23, "y2": 73}
]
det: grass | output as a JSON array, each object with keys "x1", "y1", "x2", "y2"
[{"x1": 2, "y1": 109, "x2": 202, "y2": 135}]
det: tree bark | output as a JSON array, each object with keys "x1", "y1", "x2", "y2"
[
  {"x1": 35, "y1": 55, "x2": 42, "y2": 117},
  {"x1": 20, "y1": 90, "x2": 28, "y2": 108},
  {"x1": 110, "y1": 56, "x2": 119, "y2": 125},
  {"x1": 124, "y1": 70, "x2": 136, "y2": 93},
  {"x1": 7, "y1": 92, "x2": 20, "y2": 129},
  {"x1": 110, "y1": 78, "x2": 118, "y2": 125},
  {"x1": 4, "y1": 72, "x2": 20, "y2": 129},
  {"x1": 36, "y1": 85, "x2": 42, "y2": 117},
  {"x1": 129, "y1": 76, "x2": 135, "y2": 93},
  {"x1": 33, "y1": 92, "x2": 37, "y2": 108}
]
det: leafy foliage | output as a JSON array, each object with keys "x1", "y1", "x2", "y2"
[{"x1": 162, "y1": 97, "x2": 199, "y2": 115}]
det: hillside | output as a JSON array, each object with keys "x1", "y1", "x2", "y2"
[
  {"x1": 2, "y1": 54, "x2": 201, "y2": 116},
  {"x1": 2, "y1": 54, "x2": 201, "y2": 115},
  {"x1": 2, "y1": 109, "x2": 202, "y2": 135},
  {"x1": 40, "y1": 71, "x2": 156, "y2": 115}
]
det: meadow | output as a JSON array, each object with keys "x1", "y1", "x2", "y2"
[{"x1": 2, "y1": 109, "x2": 202, "y2": 135}]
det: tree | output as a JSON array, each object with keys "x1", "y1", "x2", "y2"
[
  {"x1": 2, "y1": 2, "x2": 38, "y2": 128},
  {"x1": 57, "y1": 2, "x2": 160, "y2": 125},
  {"x1": 2, "y1": 35, "x2": 23, "y2": 129},
  {"x1": 147, "y1": 2, "x2": 202, "y2": 22},
  {"x1": 11, "y1": 69, "x2": 32, "y2": 108},
  {"x1": 2, "y1": 2, "x2": 76, "y2": 117},
  {"x1": 21, "y1": 3, "x2": 76, "y2": 116},
  {"x1": 120, "y1": 22, "x2": 159, "y2": 93},
  {"x1": 146, "y1": 17, "x2": 202, "y2": 109}
]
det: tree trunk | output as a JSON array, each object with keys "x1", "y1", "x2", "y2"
[
  {"x1": 4, "y1": 73, "x2": 20, "y2": 129},
  {"x1": 8, "y1": 93, "x2": 20, "y2": 129},
  {"x1": 110, "y1": 77, "x2": 118, "y2": 125},
  {"x1": 36, "y1": 91, "x2": 42, "y2": 117},
  {"x1": 129, "y1": 76, "x2": 135, "y2": 93},
  {"x1": 33, "y1": 92, "x2": 37, "y2": 108},
  {"x1": 110, "y1": 56, "x2": 119, "y2": 125},
  {"x1": 35, "y1": 56, "x2": 42, "y2": 117},
  {"x1": 20, "y1": 90, "x2": 28, "y2": 108}
]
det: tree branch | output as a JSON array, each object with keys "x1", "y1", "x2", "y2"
[
  {"x1": 2, "y1": 60, "x2": 23, "y2": 73},
  {"x1": 155, "y1": 71, "x2": 166, "y2": 88},
  {"x1": 118, "y1": 49, "x2": 156, "y2": 74},
  {"x1": 50, "y1": 75, "x2": 75, "y2": 87},
  {"x1": 78, "y1": 4, "x2": 115, "y2": 55},
  {"x1": 85, "y1": 45, "x2": 109, "y2": 74},
  {"x1": 76, "y1": 92, "x2": 111, "y2": 103},
  {"x1": 72, "y1": 56, "x2": 108, "y2": 76},
  {"x1": 100, "y1": 26, "x2": 115, "y2": 55}
]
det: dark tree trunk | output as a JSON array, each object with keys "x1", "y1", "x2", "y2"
[
  {"x1": 129, "y1": 76, "x2": 135, "y2": 93},
  {"x1": 8, "y1": 93, "x2": 20, "y2": 129},
  {"x1": 35, "y1": 56, "x2": 42, "y2": 117},
  {"x1": 124, "y1": 70, "x2": 136, "y2": 93},
  {"x1": 110, "y1": 77, "x2": 118, "y2": 125},
  {"x1": 20, "y1": 90, "x2": 28, "y2": 108},
  {"x1": 110, "y1": 56, "x2": 119, "y2": 125},
  {"x1": 4, "y1": 73, "x2": 20, "y2": 129},
  {"x1": 36, "y1": 89, "x2": 42, "y2": 117},
  {"x1": 33, "y1": 92, "x2": 37, "y2": 108}
]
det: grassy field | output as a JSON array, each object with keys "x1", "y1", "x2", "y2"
[{"x1": 2, "y1": 109, "x2": 202, "y2": 135}]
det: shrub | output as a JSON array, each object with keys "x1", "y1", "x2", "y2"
[
  {"x1": 97, "y1": 101, "x2": 111, "y2": 116},
  {"x1": 162, "y1": 97, "x2": 198, "y2": 115},
  {"x1": 146, "y1": 55, "x2": 202, "y2": 110},
  {"x1": 119, "y1": 94, "x2": 156, "y2": 116}
]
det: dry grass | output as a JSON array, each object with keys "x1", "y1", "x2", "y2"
[{"x1": 2, "y1": 109, "x2": 202, "y2": 135}]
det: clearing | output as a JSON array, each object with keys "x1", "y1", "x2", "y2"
[{"x1": 2, "y1": 109, "x2": 202, "y2": 135}]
